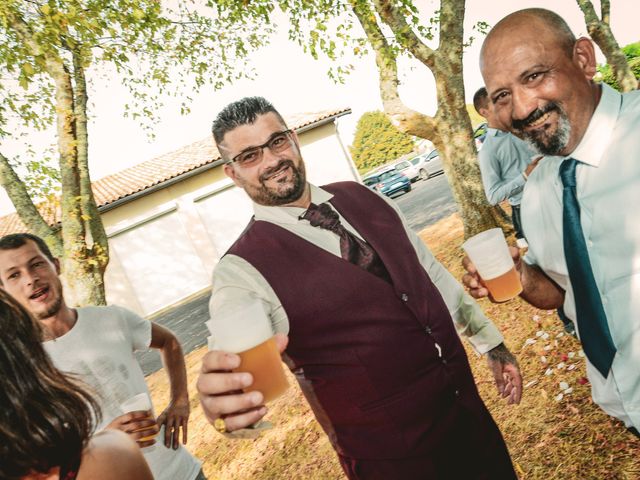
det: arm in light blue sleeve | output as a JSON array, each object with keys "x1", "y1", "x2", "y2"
[{"x1": 478, "y1": 144, "x2": 526, "y2": 205}]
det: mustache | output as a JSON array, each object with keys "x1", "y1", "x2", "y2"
[
  {"x1": 260, "y1": 159, "x2": 294, "y2": 182},
  {"x1": 512, "y1": 102, "x2": 561, "y2": 131}
]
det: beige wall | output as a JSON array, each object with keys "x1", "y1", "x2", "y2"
[{"x1": 103, "y1": 120, "x2": 356, "y2": 317}]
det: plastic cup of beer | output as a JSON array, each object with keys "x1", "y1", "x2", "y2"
[
  {"x1": 120, "y1": 393, "x2": 157, "y2": 445},
  {"x1": 212, "y1": 300, "x2": 289, "y2": 403},
  {"x1": 462, "y1": 228, "x2": 523, "y2": 302}
]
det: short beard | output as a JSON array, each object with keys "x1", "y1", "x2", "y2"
[
  {"x1": 35, "y1": 295, "x2": 63, "y2": 320},
  {"x1": 513, "y1": 102, "x2": 571, "y2": 156},
  {"x1": 251, "y1": 158, "x2": 307, "y2": 206}
]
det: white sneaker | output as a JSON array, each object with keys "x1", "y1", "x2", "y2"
[{"x1": 516, "y1": 238, "x2": 529, "y2": 249}]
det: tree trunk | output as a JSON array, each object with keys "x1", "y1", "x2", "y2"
[
  {"x1": 48, "y1": 57, "x2": 106, "y2": 306},
  {"x1": 434, "y1": 111, "x2": 509, "y2": 238},
  {"x1": 576, "y1": 0, "x2": 637, "y2": 92},
  {"x1": 363, "y1": 0, "x2": 502, "y2": 238},
  {"x1": 72, "y1": 52, "x2": 108, "y2": 304}
]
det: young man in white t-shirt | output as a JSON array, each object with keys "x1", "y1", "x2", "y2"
[{"x1": 0, "y1": 233, "x2": 205, "y2": 480}]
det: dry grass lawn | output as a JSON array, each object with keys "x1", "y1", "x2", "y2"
[{"x1": 146, "y1": 213, "x2": 640, "y2": 479}]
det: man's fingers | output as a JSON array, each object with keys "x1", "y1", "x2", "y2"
[
  {"x1": 128, "y1": 423, "x2": 160, "y2": 446},
  {"x1": 501, "y1": 378, "x2": 514, "y2": 398},
  {"x1": 197, "y1": 370, "x2": 253, "y2": 396},
  {"x1": 223, "y1": 406, "x2": 269, "y2": 432},
  {"x1": 201, "y1": 350, "x2": 241, "y2": 373},
  {"x1": 505, "y1": 364, "x2": 523, "y2": 405},
  {"x1": 182, "y1": 418, "x2": 188, "y2": 445},
  {"x1": 123, "y1": 417, "x2": 158, "y2": 432},
  {"x1": 200, "y1": 390, "x2": 264, "y2": 423},
  {"x1": 461, "y1": 255, "x2": 477, "y2": 274},
  {"x1": 137, "y1": 438, "x2": 157, "y2": 448},
  {"x1": 171, "y1": 420, "x2": 181, "y2": 449},
  {"x1": 163, "y1": 416, "x2": 174, "y2": 448},
  {"x1": 461, "y1": 273, "x2": 482, "y2": 289}
]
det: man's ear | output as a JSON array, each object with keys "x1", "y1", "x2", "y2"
[
  {"x1": 479, "y1": 107, "x2": 490, "y2": 119},
  {"x1": 54, "y1": 258, "x2": 61, "y2": 275},
  {"x1": 573, "y1": 37, "x2": 597, "y2": 80},
  {"x1": 223, "y1": 163, "x2": 241, "y2": 187}
]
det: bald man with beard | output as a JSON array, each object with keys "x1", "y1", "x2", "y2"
[{"x1": 463, "y1": 8, "x2": 640, "y2": 438}]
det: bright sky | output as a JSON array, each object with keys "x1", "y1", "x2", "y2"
[{"x1": 0, "y1": 0, "x2": 637, "y2": 215}]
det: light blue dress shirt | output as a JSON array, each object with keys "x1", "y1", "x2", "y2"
[
  {"x1": 478, "y1": 128, "x2": 535, "y2": 206},
  {"x1": 522, "y1": 84, "x2": 640, "y2": 429}
]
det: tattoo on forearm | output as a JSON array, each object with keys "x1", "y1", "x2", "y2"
[{"x1": 487, "y1": 343, "x2": 517, "y2": 365}]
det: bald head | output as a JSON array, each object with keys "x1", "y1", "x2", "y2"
[{"x1": 481, "y1": 8, "x2": 576, "y2": 71}]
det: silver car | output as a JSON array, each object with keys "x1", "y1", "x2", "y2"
[
  {"x1": 409, "y1": 150, "x2": 444, "y2": 180},
  {"x1": 393, "y1": 159, "x2": 421, "y2": 182}
]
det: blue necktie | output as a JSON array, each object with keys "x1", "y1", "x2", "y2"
[{"x1": 560, "y1": 158, "x2": 616, "y2": 377}]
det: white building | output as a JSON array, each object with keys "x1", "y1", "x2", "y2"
[{"x1": 0, "y1": 108, "x2": 355, "y2": 317}]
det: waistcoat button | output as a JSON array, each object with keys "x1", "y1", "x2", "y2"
[{"x1": 401, "y1": 293, "x2": 409, "y2": 302}]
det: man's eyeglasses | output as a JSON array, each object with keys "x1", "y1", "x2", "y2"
[{"x1": 229, "y1": 130, "x2": 294, "y2": 167}]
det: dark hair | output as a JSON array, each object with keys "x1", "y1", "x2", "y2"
[
  {"x1": 0, "y1": 233, "x2": 56, "y2": 263},
  {"x1": 0, "y1": 290, "x2": 101, "y2": 479},
  {"x1": 473, "y1": 87, "x2": 489, "y2": 114},
  {"x1": 212, "y1": 96, "x2": 288, "y2": 151}
]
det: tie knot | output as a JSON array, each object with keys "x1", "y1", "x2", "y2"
[
  {"x1": 559, "y1": 158, "x2": 578, "y2": 188},
  {"x1": 301, "y1": 202, "x2": 341, "y2": 232}
]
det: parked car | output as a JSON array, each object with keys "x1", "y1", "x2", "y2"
[
  {"x1": 362, "y1": 167, "x2": 411, "y2": 197},
  {"x1": 473, "y1": 122, "x2": 488, "y2": 151},
  {"x1": 409, "y1": 149, "x2": 444, "y2": 180},
  {"x1": 393, "y1": 159, "x2": 421, "y2": 182}
]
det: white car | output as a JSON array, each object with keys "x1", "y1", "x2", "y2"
[
  {"x1": 408, "y1": 150, "x2": 444, "y2": 180},
  {"x1": 393, "y1": 159, "x2": 421, "y2": 182}
]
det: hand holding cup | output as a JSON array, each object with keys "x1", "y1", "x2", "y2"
[{"x1": 462, "y1": 229, "x2": 522, "y2": 302}]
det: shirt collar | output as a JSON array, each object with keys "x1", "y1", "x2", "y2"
[
  {"x1": 568, "y1": 83, "x2": 621, "y2": 167},
  {"x1": 487, "y1": 127, "x2": 501, "y2": 137},
  {"x1": 253, "y1": 183, "x2": 333, "y2": 224}
]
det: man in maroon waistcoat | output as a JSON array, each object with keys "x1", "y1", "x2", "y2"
[{"x1": 197, "y1": 97, "x2": 522, "y2": 479}]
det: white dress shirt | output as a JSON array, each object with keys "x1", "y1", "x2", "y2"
[
  {"x1": 210, "y1": 183, "x2": 503, "y2": 356},
  {"x1": 521, "y1": 83, "x2": 640, "y2": 428}
]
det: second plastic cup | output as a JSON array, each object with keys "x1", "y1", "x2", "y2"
[
  {"x1": 211, "y1": 300, "x2": 289, "y2": 403},
  {"x1": 462, "y1": 228, "x2": 523, "y2": 302}
]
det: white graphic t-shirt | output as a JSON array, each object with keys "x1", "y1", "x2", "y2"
[{"x1": 44, "y1": 305, "x2": 202, "y2": 480}]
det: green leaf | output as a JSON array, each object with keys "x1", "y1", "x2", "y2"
[{"x1": 21, "y1": 63, "x2": 35, "y2": 76}]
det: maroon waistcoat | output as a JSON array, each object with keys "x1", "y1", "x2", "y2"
[{"x1": 227, "y1": 182, "x2": 490, "y2": 459}]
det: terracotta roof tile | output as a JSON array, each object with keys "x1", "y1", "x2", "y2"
[{"x1": 0, "y1": 107, "x2": 350, "y2": 236}]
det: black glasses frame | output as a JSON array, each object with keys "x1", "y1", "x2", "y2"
[{"x1": 229, "y1": 129, "x2": 294, "y2": 166}]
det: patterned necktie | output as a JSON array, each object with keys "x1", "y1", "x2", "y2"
[
  {"x1": 300, "y1": 202, "x2": 391, "y2": 283},
  {"x1": 559, "y1": 158, "x2": 616, "y2": 377}
]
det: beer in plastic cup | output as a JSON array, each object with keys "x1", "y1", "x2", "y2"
[
  {"x1": 210, "y1": 301, "x2": 289, "y2": 403},
  {"x1": 120, "y1": 393, "x2": 157, "y2": 444},
  {"x1": 462, "y1": 228, "x2": 523, "y2": 302}
]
